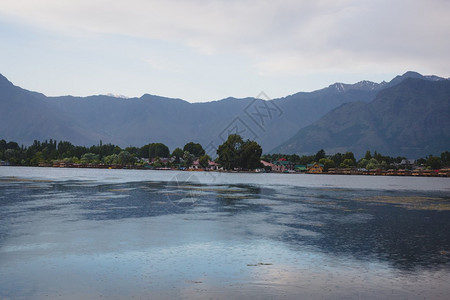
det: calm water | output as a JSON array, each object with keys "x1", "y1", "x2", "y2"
[{"x1": 0, "y1": 166, "x2": 449, "y2": 299}]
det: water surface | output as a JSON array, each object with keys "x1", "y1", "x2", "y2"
[{"x1": 0, "y1": 167, "x2": 449, "y2": 299}]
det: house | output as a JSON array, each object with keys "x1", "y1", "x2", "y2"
[
  {"x1": 400, "y1": 159, "x2": 417, "y2": 167},
  {"x1": 295, "y1": 165, "x2": 307, "y2": 172},
  {"x1": 260, "y1": 160, "x2": 275, "y2": 172},
  {"x1": 190, "y1": 159, "x2": 201, "y2": 170},
  {"x1": 207, "y1": 161, "x2": 221, "y2": 171},
  {"x1": 190, "y1": 160, "x2": 222, "y2": 171},
  {"x1": 307, "y1": 163, "x2": 324, "y2": 174},
  {"x1": 272, "y1": 159, "x2": 295, "y2": 172}
]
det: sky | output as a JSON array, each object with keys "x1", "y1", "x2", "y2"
[{"x1": 1, "y1": 0, "x2": 449, "y2": 102}]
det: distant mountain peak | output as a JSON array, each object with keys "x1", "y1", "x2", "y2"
[
  {"x1": 389, "y1": 71, "x2": 446, "y2": 86},
  {"x1": 272, "y1": 78, "x2": 450, "y2": 158},
  {"x1": 103, "y1": 93, "x2": 130, "y2": 99},
  {"x1": 328, "y1": 80, "x2": 384, "y2": 93}
]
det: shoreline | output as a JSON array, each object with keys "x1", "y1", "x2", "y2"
[{"x1": 2, "y1": 164, "x2": 449, "y2": 178}]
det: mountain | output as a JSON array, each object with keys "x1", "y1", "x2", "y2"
[
  {"x1": 0, "y1": 74, "x2": 107, "y2": 145},
  {"x1": 1, "y1": 71, "x2": 448, "y2": 157},
  {"x1": 0, "y1": 72, "x2": 385, "y2": 152},
  {"x1": 272, "y1": 78, "x2": 450, "y2": 158}
]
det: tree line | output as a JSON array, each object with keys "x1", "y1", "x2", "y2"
[
  {"x1": 262, "y1": 149, "x2": 450, "y2": 171},
  {"x1": 0, "y1": 136, "x2": 263, "y2": 170},
  {"x1": 1, "y1": 138, "x2": 448, "y2": 170}
]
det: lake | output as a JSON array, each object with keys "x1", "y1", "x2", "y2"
[{"x1": 1, "y1": 166, "x2": 449, "y2": 299}]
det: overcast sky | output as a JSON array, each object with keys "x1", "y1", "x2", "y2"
[{"x1": 1, "y1": 0, "x2": 449, "y2": 102}]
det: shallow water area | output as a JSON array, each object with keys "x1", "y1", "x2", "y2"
[{"x1": 0, "y1": 166, "x2": 449, "y2": 299}]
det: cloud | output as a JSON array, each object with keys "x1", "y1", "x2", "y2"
[{"x1": 1, "y1": 0, "x2": 449, "y2": 82}]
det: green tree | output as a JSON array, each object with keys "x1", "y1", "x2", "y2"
[
  {"x1": 103, "y1": 154, "x2": 119, "y2": 165},
  {"x1": 152, "y1": 157, "x2": 163, "y2": 168},
  {"x1": 240, "y1": 140, "x2": 263, "y2": 170},
  {"x1": 57, "y1": 141, "x2": 74, "y2": 158},
  {"x1": 118, "y1": 151, "x2": 133, "y2": 165},
  {"x1": 319, "y1": 158, "x2": 335, "y2": 172},
  {"x1": 148, "y1": 143, "x2": 170, "y2": 159},
  {"x1": 199, "y1": 154, "x2": 211, "y2": 169},
  {"x1": 441, "y1": 151, "x2": 450, "y2": 167},
  {"x1": 63, "y1": 156, "x2": 80, "y2": 164},
  {"x1": 315, "y1": 149, "x2": 326, "y2": 162},
  {"x1": 330, "y1": 153, "x2": 343, "y2": 167},
  {"x1": 171, "y1": 147, "x2": 184, "y2": 164},
  {"x1": 183, "y1": 151, "x2": 195, "y2": 168},
  {"x1": 80, "y1": 153, "x2": 99, "y2": 164},
  {"x1": 343, "y1": 152, "x2": 356, "y2": 165},
  {"x1": 426, "y1": 155, "x2": 441, "y2": 170},
  {"x1": 0, "y1": 139, "x2": 7, "y2": 152},
  {"x1": 340, "y1": 158, "x2": 356, "y2": 168},
  {"x1": 364, "y1": 150, "x2": 372, "y2": 160},
  {"x1": 217, "y1": 134, "x2": 244, "y2": 170},
  {"x1": 183, "y1": 142, "x2": 205, "y2": 158},
  {"x1": 124, "y1": 146, "x2": 139, "y2": 157},
  {"x1": 366, "y1": 158, "x2": 380, "y2": 170},
  {"x1": 30, "y1": 151, "x2": 44, "y2": 166},
  {"x1": 358, "y1": 158, "x2": 369, "y2": 169}
]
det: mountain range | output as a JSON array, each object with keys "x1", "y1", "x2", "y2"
[{"x1": 1, "y1": 71, "x2": 449, "y2": 158}]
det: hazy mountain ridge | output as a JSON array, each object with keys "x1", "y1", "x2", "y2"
[
  {"x1": 272, "y1": 78, "x2": 450, "y2": 158},
  {"x1": 1, "y1": 72, "x2": 448, "y2": 157}
]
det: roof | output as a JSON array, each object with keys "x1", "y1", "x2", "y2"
[
  {"x1": 261, "y1": 160, "x2": 274, "y2": 167},
  {"x1": 295, "y1": 165, "x2": 307, "y2": 170},
  {"x1": 307, "y1": 163, "x2": 324, "y2": 167}
]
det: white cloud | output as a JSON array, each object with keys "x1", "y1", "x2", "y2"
[{"x1": 0, "y1": 0, "x2": 449, "y2": 100}]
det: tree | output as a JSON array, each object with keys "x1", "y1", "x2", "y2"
[
  {"x1": 358, "y1": 158, "x2": 369, "y2": 169},
  {"x1": 124, "y1": 146, "x2": 139, "y2": 157},
  {"x1": 319, "y1": 158, "x2": 335, "y2": 172},
  {"x1": 118, "y1": 151, "x2": 133, "y2": 165},
  {"x1": 171, "y1": 147, "x2": 184, "y2": 164},
  {"x1": 57, "y1": 141, "x2": 74, "y2": 158},
  {"x1": 441, "y1": 151, "x2": 450, "y2": 167},
  {"x1": 183, "y1": 142, "x2": 205, "y2": 158},
  {"x1": 340, "y1": 158, "x2": 355, "y2": 168},
  {"x1": 315, "y1": 149, "x2": 326, "y2": 162},
  {"x1": 330, "y1": 153, "x2": 343, "y2": 167},
  {"x1": 343, "y1": 152, "x2": 356, "y2": 165},
  {"x1": 199, "y1": 154, "x2": 211, "y2": 169},
  {"x1": 139, "y1": 144, "x2": 150, "y2": 158},
  {"x1": 366, "y1": 158, "x2": 380, "y2": 170},
  {"x1": 152, "y1": 157, "x2": 163, "y2": 168},
  {"x1": 80, "y1": 153, "x2": 99, "y2": 164},
  {"x1": 426, "y1": 155, "x2": 441, "y2": 170},
  {"x1": 103, "y1": 154, "x2": 119, "y2": 165},
  {"x1": 240, "y1": 140, "x2": 263, "y2": 170},
  {"x1": 217, "y1": 134, "x2": 244, "y2": 170},
  {"x1": 183, "y1": 151, "x2": 194, "y2": 168},
  {"x1": 30, "y1": 151, "x2": 44, "y2": 166},
  {"x1": 148, "y1": 143, "x2": 170, "y2": 159},
  {"x1": 0, "y1": 139, "x2": 7, "y2": 152},
  {"x1": 364, "y1": 150, "x2": 372, "y2": 160}
]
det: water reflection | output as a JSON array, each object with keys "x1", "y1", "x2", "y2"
[{"x1": 1, "y1": 176, "x2": 450, "y2": 298}]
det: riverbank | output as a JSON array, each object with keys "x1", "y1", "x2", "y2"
[{"x1": 3, "y1": 162, "x2": 449, "y2": 178}]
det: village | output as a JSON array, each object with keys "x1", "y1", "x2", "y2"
[
  {"x1": 36, "y1": 157, "x2": 450, "y2": 177},
  {"x1": 2, "y1": 138, "x2": 449, "y2": 177}
]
